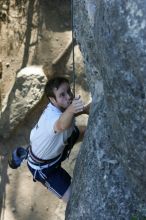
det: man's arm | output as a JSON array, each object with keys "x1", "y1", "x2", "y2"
[{"x1": 54, "y1": 97, "x2": 84, "y2": 132}]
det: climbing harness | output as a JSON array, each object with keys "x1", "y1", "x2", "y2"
[
  {"x1": 8, "y1": 125, "x2": 79, "y2": 170},
  {"x1": 28, "y1": 146, "x2": 62, "y2": 165},
  {"x1": 71, "y1": 0, "x2": 76, "y2": 97}
]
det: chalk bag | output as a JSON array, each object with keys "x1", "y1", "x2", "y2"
[{"x1": 8, "y1": 147, "x2": 28, "y2": 169}]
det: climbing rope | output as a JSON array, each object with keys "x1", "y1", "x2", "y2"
[{"x1": 71, "y1": 0, "x2": 76, "y2": 97}]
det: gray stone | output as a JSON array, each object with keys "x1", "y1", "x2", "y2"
[
  {"x1": 66, "y1": 0, "x2": 146, "y2": 219},
  {"x1": 0, "y1": 66, "x2": 47, "y2": 138}
]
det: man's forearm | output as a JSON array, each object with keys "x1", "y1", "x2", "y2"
[
  {"x1": 54, "y1": 97, "x2": 85, "y2": 132},
  {"x1": 54, "y1": 108, "x2": 74, "y2": 132}
]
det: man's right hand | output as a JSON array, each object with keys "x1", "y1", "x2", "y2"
[
  {"x1": 69, "y1": 95, "x2": 84, "y2": 114},
  {"x1": 54, "y1": 95, "x2": 84, "y2": 132}
]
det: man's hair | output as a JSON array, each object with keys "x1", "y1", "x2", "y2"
[{"x1": 44, "y1": 76, "x2": 69, "y2": 99}]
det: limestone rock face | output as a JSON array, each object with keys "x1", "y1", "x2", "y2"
[
  {"x1": 0, "y1": 66, "x2": 47, "y2": 138},
  {"x1": 66, "y1": 0, "x2": 146, "y2": 219}
]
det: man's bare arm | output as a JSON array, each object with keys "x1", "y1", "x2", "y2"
[{"x1": 54, "y1": 97, "x2": 84, "y2": 132}]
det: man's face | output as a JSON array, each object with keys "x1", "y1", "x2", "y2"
[{"x1": 51, "y1": 82, "x2": 73, "y2": 111}]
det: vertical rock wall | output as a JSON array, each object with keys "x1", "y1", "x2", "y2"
[{"x1": 66, "y1": 0, "x2": 146, "y2": 219}]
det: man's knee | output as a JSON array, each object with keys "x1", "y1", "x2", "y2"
[{"x1": 62, "y1": 185, "x2": 71, "y2": 203}]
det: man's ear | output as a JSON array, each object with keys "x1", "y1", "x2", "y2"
[{"x1": 49, "y1": 97, "x2": 56, "y2": 105}]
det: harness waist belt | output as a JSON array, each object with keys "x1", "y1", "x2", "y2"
[{"x1": 29, "y1": 146, "x2": 61, "y2": 164}]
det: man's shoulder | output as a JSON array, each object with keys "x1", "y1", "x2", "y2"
[{"x1": 47, "y1": 103, "x2": 61, "y2": 114}]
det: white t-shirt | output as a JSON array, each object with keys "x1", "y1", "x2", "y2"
[{"x1": 30, "y1": 103, "x2": 74, "y2": 160}]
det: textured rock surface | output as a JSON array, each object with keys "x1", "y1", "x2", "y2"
[
  {"x1": 0, "y1": 66, "x2": 47, "y2": 138},
  {"x1": 66, "y1": 0, "x2": 146, "y2": 219}
]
